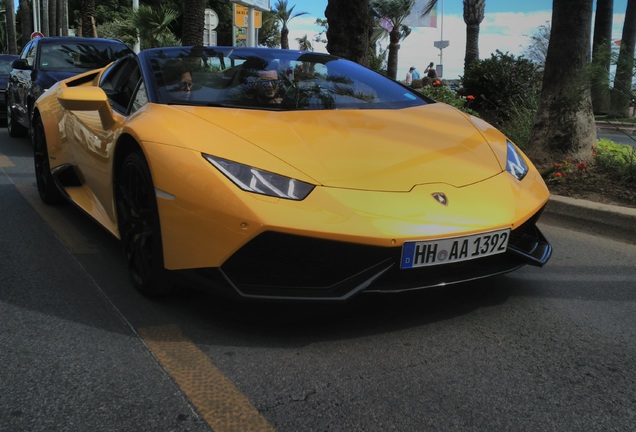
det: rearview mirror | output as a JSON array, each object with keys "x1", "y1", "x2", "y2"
[
  {"x1": 58, "y1": 86, "x2": 118, "y2": 130},
  {"x1": 11, "y1": 58, "x2": 31, "y2": 70}
]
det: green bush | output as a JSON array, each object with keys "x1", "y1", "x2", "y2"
[
  {"x1": 460, "y1": 50, "x2": 542, "y2": 127},
  {"x1": 594, "y1": 139, "x2": 636, "y2": 183},
  {"x1": 418, "y1": 85, "x2": 479, "y2": 117}
]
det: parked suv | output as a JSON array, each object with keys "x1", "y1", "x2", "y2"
[{"x1": 6, "y1": 36, "x2": 133, "y2": 137}]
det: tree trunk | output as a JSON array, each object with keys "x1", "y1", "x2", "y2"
[
  {"x1": 463, "y1": 0, "x2": 485, "y2": 71},
  {"x1": 386, "y1": 28, "x2": 401, "y2": 80},
  {"x1": 591, "y1": 0, "x2": 614, "y2": 114},
  {"x1": 49, "y1": 0, "x2": 58, "y2": 36},
  {"x1": 182, "y1": 0, "x2": 206, "y2": 46},
  {"x1": 326, "y1": 0, "x2": 370, "y2": 66},
  {"x1": 281, "y1": 26, "x2": 290, "y2": 49},
  {"x1": 609, "y1": 0, "x2": 636, "y2": 118},
  {"x1": 59, "y1": 0, "x2": 69, "y2": 36},
  {"x1": 6, "y1": 0, "x2": 18, "y2": 54},
  {"x1": 464, "y1": 23, "x2": 480, "y2": 70},
  {"x1": 19, "y1": 0, "x2": 32, "y2": 46},
  {"x1": 81, "y1": 0, "x2": 96, "y2": 37},
  {"x1": 41, "y1": 0, "x2": 50, "y2": 36},
  {"x1": 528, "y1": 0, "x2": 595, "y2": 164}
]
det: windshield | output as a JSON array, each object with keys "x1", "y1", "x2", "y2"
[
  {"x1": 39, "y1": 41, "x2": 133, "y2": 72},
  {"x1": 142, "y1": 46, "x2": 429, "y2": 111}
]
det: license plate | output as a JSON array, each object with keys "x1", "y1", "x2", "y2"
[{"x1": 401, "y1": 228, "x2": 510, "y2": 269}]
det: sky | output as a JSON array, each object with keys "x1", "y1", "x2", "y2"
[{"x1": 283, "y1": 0, "x2": 630, "y2": 80}]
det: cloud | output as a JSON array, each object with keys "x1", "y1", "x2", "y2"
[{"x1": 286, "y1": 11, "x2": 552, "y2": 80}]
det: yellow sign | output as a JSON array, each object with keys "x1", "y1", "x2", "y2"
[{"x1": 234, "y1": 4, "x2": 262, "y2": 28}]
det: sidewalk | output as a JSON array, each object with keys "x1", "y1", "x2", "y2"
[
  {"x1": 596, "y1": 120, "x2": 636, "y2": 136},
  {"x1": 543, "y1": 194, "x2": 636, "y2": 244}
]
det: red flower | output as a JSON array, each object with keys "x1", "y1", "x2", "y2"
[
  {"x1": 555, "y1": 172, "x2": 563, "y2": 177},
  {"x1": 575, "y1": 162, "x2": 588, "y2": 171},
  {"x1": 466, "y1": 95, "x2": 475, "y2": 100},
  {"x1": 553, "y1": 163, "x2": 563, "y2": 168}
]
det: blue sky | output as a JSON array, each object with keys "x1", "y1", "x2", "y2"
[
  {"x1": 299, "y1": 0, "x2": 554, "y2": 17},
  {"x1": 287, "y1": 0, "x2": 629, "y2": 80}
]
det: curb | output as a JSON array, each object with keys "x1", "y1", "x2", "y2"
[
  {"x1": 542, "y1": 195, "x2": 636, "y2": 244},
  {"x1": 596, "y1": 121, "x2": 636, "y2": 136}
]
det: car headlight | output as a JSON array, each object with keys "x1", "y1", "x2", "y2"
[
  {"x1": 203, "y1": 154, "x2": 315, "y2": 200},
  {"x1": 506, "y1": 140, "x2": 528, "y2": 181}
]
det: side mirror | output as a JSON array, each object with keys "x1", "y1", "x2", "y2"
[
  {"x1": 58, "y1": 86, "x2": 118, "y2": 130},
  {"x1": 12, "y1": 58, "x2": 31, "y2": 71}
]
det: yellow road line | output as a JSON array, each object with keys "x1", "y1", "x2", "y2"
[
  {"x1": 0, "y1": 154, "x2": 15, "y2": 167},
  {"x1": 139, "y1": 325, "x2": 276, "y2": 432}
]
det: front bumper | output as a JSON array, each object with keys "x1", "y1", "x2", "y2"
[{"x1": 178, "y1": 209, "x2": 552, "y2": 301}]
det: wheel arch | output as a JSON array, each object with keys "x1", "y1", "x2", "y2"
[{"x1": 112, "y1": 133, "x2": 145, "y2": 234}]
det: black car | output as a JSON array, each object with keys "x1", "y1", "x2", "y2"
[
  {"x1": 6, "y1": 36, "x2": 133, "y2": 137},
  {"x1": 0, "y1": 54, "x2": 19, "y2": 122}
]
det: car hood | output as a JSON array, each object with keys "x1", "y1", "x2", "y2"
[{"x1": 180, "y1": 102, "x2": 504, "y2": 192}]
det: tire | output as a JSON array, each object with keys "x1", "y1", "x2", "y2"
[
  {"x1": 6, "y1": 94, "x2": 28, "y2": 138},
  {"x1": 33, "y1": 117, "x2": 65, "y2": 205},
  {"x1": 117, "y1": 152, "x2": 173, "y2": 296}
]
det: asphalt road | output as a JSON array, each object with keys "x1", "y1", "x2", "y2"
[
  {"x1": 597, "y1": 129, "x2": 636, "y2": 147},
  {"x1": 2, "y1": 130, "x2": 635, "y2": 432}
]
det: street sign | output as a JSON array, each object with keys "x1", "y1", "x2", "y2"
[
  {"x1": 205, "y1": 9, "x2": 219, "y2": 31},
  {"x1": 233, "y1": 0, "x2": 270, "y2": 12},
  {"x1": 434, "y1": 40, "x2": 450, "y2": 49},
  {"x1": 234, "y1": 4, "x2": 262, "y2": 28},
  {"x1": 31, "y1": 31, "x2": 44, "y2": 40}
]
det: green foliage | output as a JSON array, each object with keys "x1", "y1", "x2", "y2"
[
  {"x1": 498, "y1": 93, "x2": 539, "y2": 150},
  {"x1": 132, "y1": 5, "x2": 180, "y2": 49},
  {"x1": 460, "y1": 50, "x2": 542, "y2": 127},
  {"x1": 259, "y1": 12, "x2": 282, "y2": 48},
  {"x1": 418, "y1": 85, "x2": 479, "y2": 117},
  {"x1": 594, "y1": 139, "x2": 636, "y2": 183},
  {"x1": 96, "y1": 18, "x2": 138, "y2": 47}
]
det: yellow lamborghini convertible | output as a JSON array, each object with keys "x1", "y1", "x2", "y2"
[{"x1": 33, "y1": 46, "x2": 551, "y2": 301}]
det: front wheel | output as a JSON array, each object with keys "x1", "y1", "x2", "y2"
[
  {"x1": 33, "y1": 116, "x2": 64, "y2": 205},
  {"x1": 117, "y1": 152, "x2": 173, "y2": 296}
]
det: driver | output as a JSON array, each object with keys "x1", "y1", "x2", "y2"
[{"x1": 253, "y1": 69, "x2": 283, "y2": 105}]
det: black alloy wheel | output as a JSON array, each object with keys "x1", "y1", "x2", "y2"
[
  {"x1": 33, "y1": 117, "x2": 64, "y2": 204},
  {"x1": 117, "y1": 151, "x2": 173, "y2": 296}
]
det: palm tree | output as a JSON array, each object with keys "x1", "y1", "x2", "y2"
[
  {"x1": 295, "y1": 34, "x2": 313, "y2": 51},
  {"x1": 325, "y1": 0, "x2": 371, "y2": 66},
  {"x1": 423, "y1": 0, "x2": 486, "y2": 73},
  {"x1": 609, "y1": 0, "x2": 636, "y2": 118},
  {"x1": 41, "y1": 0, "x2": 49, "y2": 36},
  {"x1": 272, "y1": 0, "x2": 307, "y2": 49},
  {"x1": 591, "y1": 0, "x2": 614, "y2": 114},
  {"x1": 182, "y1": 0, "x2": 206, "y2": 46},
  {"x1": 19, "y1": 0, "x2": 31, "y2": 46},
  {"x1": 6, "y1": 0, "x2": 18, "y2": 54},
  {"x1": 81, "y1": 0, "x2": 96, "y2": 37},
  {"x1": 370, "y1": 0, "x2": 415, "y2": 80},
  {"x1": 528, "y1": 0, "x2": 596, "y2": 163},
  {"x1": 132, "y1": 6, "x2": 180, "y2": 49},
  {"x1": 59, "y1": 0, "x2": 69, "y2": 36},
  {"x1": 49, "y1": 0, "x2": 58, "y2": 37},
  {"x1": 463, "y1": 0, "x2": 485, "y2": 69}
]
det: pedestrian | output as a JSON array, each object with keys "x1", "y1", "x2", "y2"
[
  {"x1": 405, "y1": 66, "x2": 415, "y2": 86},
  {"x1": 411, "y1": 67, "x2": 420, "y2": 80}
]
